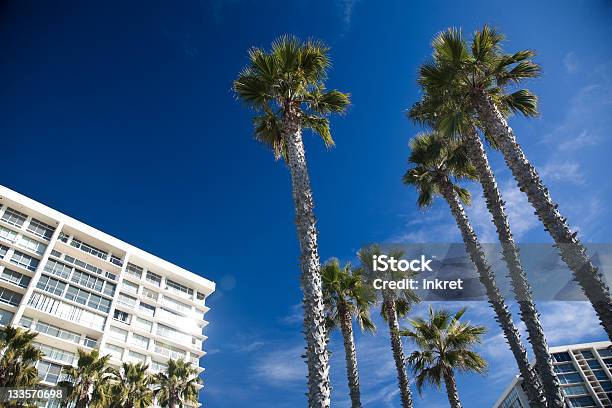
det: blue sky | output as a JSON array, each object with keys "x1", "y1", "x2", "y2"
[{"x1": 1, "y1": 0, "x2": 611, "y2": 407}]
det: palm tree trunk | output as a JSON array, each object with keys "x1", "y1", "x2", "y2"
[
  {"x1": 438, "y1": 176, "x2": 547, "y2": 408},
  {"x1": 464, "y1": 127, "x2": 565, "y2": 407},
  {"x1": 474, "y1": 92, "x2": 612, "y2": 337},
  {"x1": 383, "y1": 297, "x2": 414, "y2": 408},
  {"x1": 282, "y1": 111, "x2": 331, "y2": 408},
  {"x1": 338, "y1": 300, "x2": 362, "y2": 408},
  {"x1": 443, "y1": 371, "x2": 462, "y2": 408}
]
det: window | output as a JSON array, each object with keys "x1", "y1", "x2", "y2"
[
  {"x1": 10, "y1": 251, "x2": 39, "y2": 271},
  {"x1": 37, "y1": 275, "x2": 67, "y2": 296},
  {"x1": 27, "y1": 218, "x2": 55, "y2": 240},
  {"x1": 36, "y1": 360, "x2": 62, "y2": 384},
  {"x1": 83, "y1": 337, "x2": 98, "y2": 348},
  {"x1": 109, "y1": 326, "x2": 128, "y2": 342},
  {"x1": 166, "y1": 279, "x2": 193, "y2": 296},
  {"x1": 0, "y1": 309, "x2": 14, "y2": 325},
  {"x1": 197, "y1": 292, "x2": 206, "y2": 301},
  {"x1": 138, "y1": 301, "x2": 155, "y2": 317},
  {"x1": 0, "y1": 268, "x2": 31, "y2": 288},
  {"x1": 567, "y1": 396, "x2": 596, "y2": 407},
  {"x1": 581, "y1": 350, "x2": 595, "y2": 359},
  {"x1": 150, "y1": 360, "x2": 168, "y2": 373},
  {"x1": 0, "y1": 287, "x2": 22, "y2": 306},
  {"x1": 553, "y1": 352, "x2": 573, "y2": 362},
  {"x1": 34, "y1": 320, "x2": 82, "y2": 344},
  {"x1": 162, "y1": 296, "x2": 191, "y2": 314},
  {"x1": 1, "y1": 207, "x2": 27, "y2": 227},
  {"x1": 130, "y1": 333, "x2": 149, "y2": 349},
  {"x1": 558, "y1": 372, "x2": 583, "y2": 384},
  {"x1": 142, "y1": 287, "x2": 158, "y2": 301},
  {"x1": 146, "y1": 271, "x2": 161, "y2": 286},
  {"x1": 154, "y1": 341, "x2": 185, "y2": 360},
  {"x1": 127, "y1": 350, "x2": 146, "y2": 363},
  {"x1": 105, "y1": 344, "x2": 124, "y2": 360},
  {"x1": 133, "y1": 317, "x2": 152, "y2": 332},
  {"x1": 19, "y1": 316, "x2": 33, "y2": 328},
  {"x1": 122, "y1": 280, "x2": 139, "y2": 294},
  {"x1": 17, "y1": 235, "x2": 47, "y2": 255},
  {"x1": 126, "y1": 263, "x2": 143, "y2": 279},
  {"x1": 555, "y1": 363, "x2": 577, "y2": 374},
  {"x1": 70, "y1": 238, "x2": 108, "y2": 260},
  {"x1": 600, "y1": 381, "x2": 612, "y2": 392},
  {"x1": 0, "y1": 225, "x2": 18, "y2": 243},
  {"x1": 118, "y1": 293, "x2": 137, "y2": 308},
  {"x1": 34, "y1": 342, "x2": 75, "y2": 365},
  {"x1": 50, "y1": 249, "x2": 62, "y2": 258},
  {"x1": 113, "y1": 309, "x2": 131, "y2": 323},
  {"x1": 43, "y1": 259, "x2": 72, "y2": 279},
  {"x1": 563, "y1": 384, "x2": 589, "y2": 396},
  {"x1": 71, "y1": 270, "x2": 105, "y2": 293},
  {"x1": 58, "y1": 232, "x2": 70, "y2": 243},
  {"x1": 592, "y1": 370, "x2": 608, "y2": 381},
  {"x1": 110, "y1": 255, "x2": 123, "y2": 267},
  {"x1": 587, "y1": 359, "x2": 602, "y2": 369},
  {"x1": 157, "y1": 324, "x2": 190, "y2": 343},
  {"x1": 103, "y1": 281, "x2": 116, "y2": 297},
  {"x1": 598, "y1": 348, "x2": 612, "y2": 358},
  {"x1": 65, "y1": 286, "x2": 110, "y2": 312}
]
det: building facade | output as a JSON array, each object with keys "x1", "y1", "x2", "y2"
[
  {"x1": 493, "y1": 341, "x2": 612, "y2": 408},
  {"x1": 0, "y1": 185, "x2": 215, "y2": 405}
]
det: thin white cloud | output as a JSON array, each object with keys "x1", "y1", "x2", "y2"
[
  {"x1": 251, "y1": 345, "x2": 305, "y2": 384},
  {"x1": 540, "y1": 161, "x2": 585, "y2": 185},
  {"x1": 563, "y1": 51, "x2": 578, "y2": 74}
]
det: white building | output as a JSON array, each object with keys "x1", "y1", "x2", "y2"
[
  {"x1": 0, "y1": 185, "x2": 215, "y2": 404},
  {"x1": 493, "y1": 341, "x2": 612, "y2": 408}
]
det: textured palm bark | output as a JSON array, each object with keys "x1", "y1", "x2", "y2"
[
  {"x1": 383, "y1": 297, "x2": 414, "y2": 408},
  {"x1": 438, "y1": 178, "x2": 547, "y2": 408},
  {"x1": 474, "y1": 93, "x2": 612, "y2": 338},
  {"x1": 464, "y1": 127, "x2": 565, "y2": 408},
  {"x1": 337, "y1": 300, "x2": 362, "y2": 408},
  {"x1": 282, "y1": 110, "x2": 331, "y2": 408},
  {"x1": 443, "y1": 371, "x2": 462, "y2": 408}
]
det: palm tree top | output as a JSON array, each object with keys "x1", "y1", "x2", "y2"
[
  {"x1": 322, "y1": 258, "x2": 377, "y2": 333},
  {"x1": 403, "y1": 132, "x2": 477, "y2": 208},
  {"x1": 233, "y1": 34, "x2": 350, "y2": 160},
  {"x1": 402, "y1": 306, "x2": 487, "y2": 394}
]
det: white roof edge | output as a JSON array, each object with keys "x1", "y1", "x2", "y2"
[
  {"x1": 548, "y1": 340, "x2": 611, "y2": 353},
  {"x1": 0, "y1": 185, "x2": 215, "y2": 294}
]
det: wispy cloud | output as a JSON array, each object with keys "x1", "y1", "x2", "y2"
[
  {"x1": 563, "y1": 51, "x2": 578, "y2": 74},
  {"x1": 337, "y1": 0, "x2": 359, "y2": 32},
  {"x1": 540, "y1": 161, "x2": 585, "y2": 185},
  {"x1": 251, "y1": 345, "x2": 305, "y2": 385}
]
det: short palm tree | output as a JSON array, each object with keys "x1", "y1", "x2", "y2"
[
  {"x1": 322, "y1": 258, "x2": 376, "y2": 408},
  {"x1": 402, "y1": 133, "x2": 546, "y2": 407},
  {"x1": 409, "y1": 88, "x2": 565, "y2": 406},
  {"x1": 233, "y1": 35, "x2": 350, "y2": 408},
  {"x1": 59, "y1": 349, "x2": 115, "y2": 408},
  {"x1": 401, "y1": 307, "x2": 486, "y2": 408},
  {"x1": 155, "y1": 359, "x2": 200, "y2": 408},
  {"x1": 358, "y1": 245, "x2": 419, "y2": 408},
  {"x1": 0, "y1": 326, "x2": 43, "y2": 388},
  {"x1": 418, "y1": 25, "x2": 612, "y2": 339},
  {"x1": 109, "y1": 362, "x2": 153, "y2": 408}
]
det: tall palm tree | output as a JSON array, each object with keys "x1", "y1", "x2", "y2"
[
  {"x1": 358, "y1": 245, "x2": 419, "y2": 408},
  {"x1": 418, "y1": 25, "x2": 612, "y2": 338},
  {"x1": 321, "y1": 258, "x2": 376, "y2": 408},
  {"x1": 401, "y1": 307, "x2": 486, "y2": 408},
  {"x1": 0, "y1": 326, "x2": 43, "y2": 388},
  {"x1": 155, "y1": 359, "x2": 200, "y2": 408},
  {"x1": 402, "y1": 133, "x2": 547, "y2": 407},
  {"x1": 409, "y1": 92, "x2": 565, "y2": 406},
  {"x1": 109, "y1": 362, "x2": 153, "y2": 408},
  {"x1": 233, "y1": 35, "x2": 350, "y2": 408},
  {"x1": 59, "y1": 349, "x2": 114, "y2": 408}
]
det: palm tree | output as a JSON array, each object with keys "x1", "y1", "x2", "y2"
[
  {"x1": 233, "y1": 35, "x2": 350, "y2": 407},
  {"x1": 418, "y1": 25, "x2": 612, "y2": 338},
  {"x1": 109, "y1": 362, "x2": 153, "y2": 408},
  {"x1": 0, "y1": 326, "x2": 43, "y2": 388},
  {"x1": 59, "y1": 349, "x2": 114, "y2": 408},
  {"x1": 401, "y1": 307, "x2": 486, "y2": 408},
  {"x1": 155, "y1": 359, "x2": 200, "y2": 408},
  {"x1": 409, "y1": 90, "x2": 565, "y2": 406},
  {"x1": 358, "y1": 245, "x2": 419, "y2": 408},
  {"x1": 321, "y1": 258, "x2": 376, "y2": 408},
  {"x1": 402, "y1": 133, "x2": 546, "y2": 407}
]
